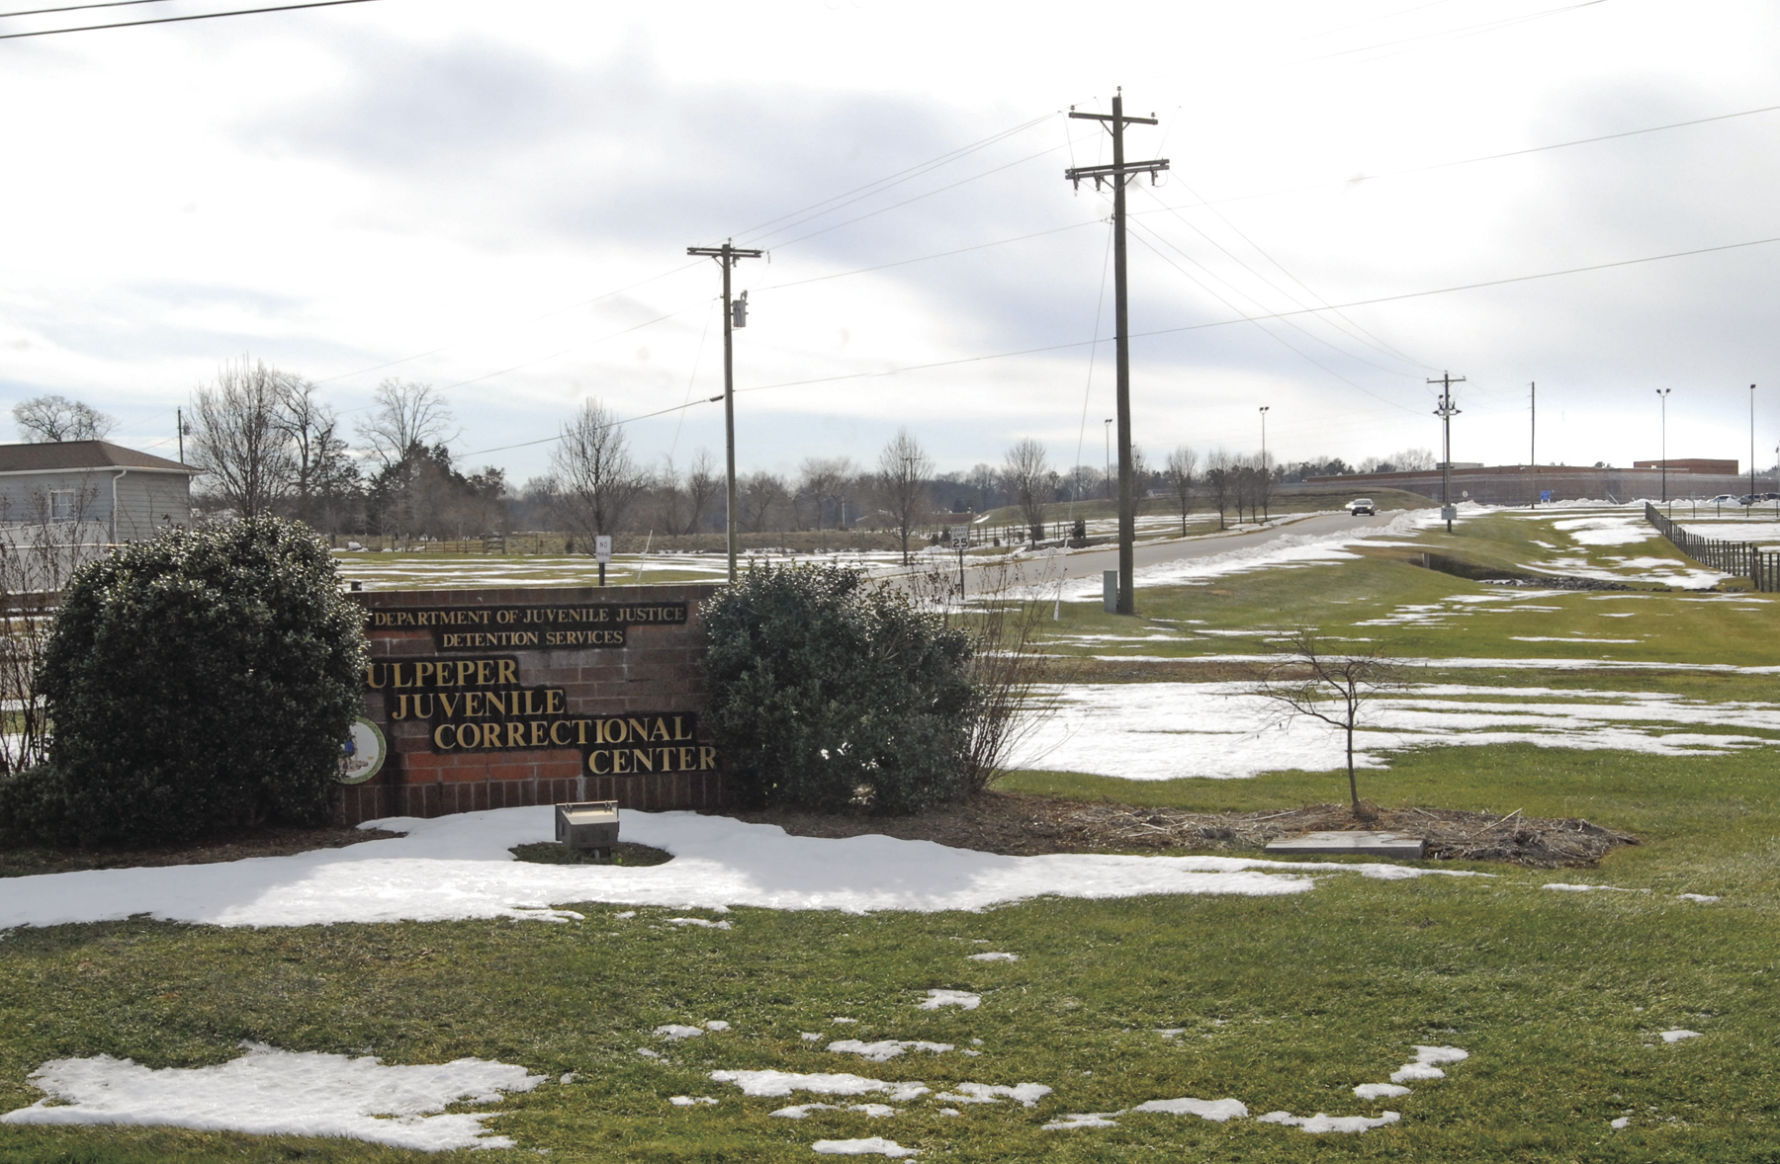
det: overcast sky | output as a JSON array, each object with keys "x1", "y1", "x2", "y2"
[{"x1": 4, "y1": 0, "x2": 1779, "y2": 489}]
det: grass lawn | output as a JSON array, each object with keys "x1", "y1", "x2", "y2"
[{"x1": 4, "y1": 505, "x2": 1778, "y2": 1160}]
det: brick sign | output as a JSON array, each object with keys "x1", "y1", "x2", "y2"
[{"x1": 340, "y1": 584, "x2": 723, "y2": 825}]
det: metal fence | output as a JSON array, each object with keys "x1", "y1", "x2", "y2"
[{"x1": 1645, "y1": 502, "x2": 1780, "y2": 590}]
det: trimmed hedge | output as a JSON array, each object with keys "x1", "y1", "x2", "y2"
[
  {"x1": 703, "y1": 565, "x2": 975, "y2": 814},
  {"x1": 12, "y1": 517, "x2": 366, "y2": 846}
]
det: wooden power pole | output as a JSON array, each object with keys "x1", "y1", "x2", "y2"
[
  {"x1": 1065, "y1": 90, "x2": 1167, "y2": 615},
  {"x1": 687, "y1": 240, "x2": 764, "y2": 583},
  {"x1": 1430, "y1": 371, "x2": 1465, "y2": 532}
]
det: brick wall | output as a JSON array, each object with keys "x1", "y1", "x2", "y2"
[{"x1": 339, "y1": 583, "x2": 724, "y2": 825}]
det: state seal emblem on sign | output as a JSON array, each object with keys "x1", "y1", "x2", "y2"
[{"x1": 339, "y1": 717, "x2": 387, "y2": 784}]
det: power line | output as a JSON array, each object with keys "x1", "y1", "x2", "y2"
[
  {"x1": 0, "y1": 0, "x2": 378, "y2": 40},
  {"x1": 1126, "y1": 220, "x2": 1424, "y2": 417},
  {"x1": 1132, "y1": 182, "x2": 1426, "y2": 373},
  {"x1": 1148, "y1": 99, "x2": 1780, "y2": 213},
  {"x1": 762, "y1": 138, "x2": 1070, "y2": 252},
  {"x1": 314, "y1": 113, "x2": 1064, "y2": 392},
  {"x1": 736, "y1": 111, "x2": 1057, "y2": 246},
  {"x1": 456, "y1": 396, "x2": 722, "y2": 460},
  {"x1": 735, "y1": 232, "x2": 1780, "y2": 397},
  {"x1": 0, "y1": 0, "x2": 166, "y2": 19},
  {"x1": 760, "y1": 218, "x2": 1101, "y2": 292}
]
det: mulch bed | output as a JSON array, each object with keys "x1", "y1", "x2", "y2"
[
  {"x1": 733, "y1": 792, "x2": 1637, "y2": 868},
  {"x1": 0, "y1": 826, "x2": 406, "y2": 878},
  {"x1": 3, "y1": 794, "x2": 1635, "y2": 877}
]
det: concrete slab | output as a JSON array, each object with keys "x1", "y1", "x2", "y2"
[{"x1": 1264, "y1": 831, "x2": 1427, "y2": 859}]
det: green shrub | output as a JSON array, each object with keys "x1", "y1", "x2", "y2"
[
  {"x1": 19, "y1": 517, "x2": 366, "y2": 846},
  {"x1": 703, "y1": 565, "x2": 975, "y2": 814}
]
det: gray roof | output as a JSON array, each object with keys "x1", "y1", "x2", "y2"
[{"x1": 0, "y1": 440, "x2": 200, "y2": 475}]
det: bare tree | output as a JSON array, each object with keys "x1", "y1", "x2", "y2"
[
  {"x1": 357, "y1": 380, "x2": 454, "y2": 470},
  {"x1": 876, "y1": 428, "x2": 932, "y2": 565},
  {"x1": 1257, "y1": 450, "x2": 1275, "y2": 521},
  {"x1": 1258, "y1": 629, "x2": 1407, "y2": 816},
  {"x1": 1165, "y1": 446, "x2": 1197, "y2": 535},
  {"x1": 189, "y1": 358, "x2": 298, "y2": 519},
  {"x1": 550, "y1": 398, "x2": 649, "y2": 540},
  {"x1": 13, "y1": 395, "x2": 114, "y2": 443},
  {"x1": 0, "y1": 488, "x2": 107, "y2": 776},
  {"x1": 682, "y1": 449, "x2": 721, "y2": 535},
  {"x1": 1001, "y1": 438, "x2": 1050, "y2": 543},
  {"x1": 1205, "y1": 450, "x2": 1231, "y2": 529},
  {"x1": 275, "y1": 378, "x2": 358, "y2": 533},
  {"x1": 798, "y1": 456, "x2": 854, "y2": 530},
  {"x1": 1394, "y1": 447, "x2": 1436, "y2": 471},
  {"x1": 653, "y1": 456, "x2": 687, "y2": 536},
  {"x1": 739, "y1": 470, "x2": 787, "y2": 533}
]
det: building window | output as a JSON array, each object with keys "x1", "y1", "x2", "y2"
[{"x1": 49, "y1": 490, "x2": 76, "y2": 523}]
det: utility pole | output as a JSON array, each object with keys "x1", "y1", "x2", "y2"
[
  {"x1": 687, "y1": 239, "x2": 764, "y2": 583},
  {"x1": 1430, "y1": 371, "x2": 1464, "y2": 532},
  {"x1": 1066, "y1": 90, "x2": 1168, "y2": 615},
  {"x1": 1528, "y1": 381, "x2": 1536, "y2": 508}
]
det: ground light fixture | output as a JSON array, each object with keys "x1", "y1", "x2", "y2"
[{"x1": 555, "y1": 800, "x2": 620, "y2": 858}]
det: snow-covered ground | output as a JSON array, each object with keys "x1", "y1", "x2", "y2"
[
  {"x1": 1011, "y1": 681, "x2": 1780, "y2": 781},
  {"x1": 0, "y1": 807, "x2": 1478, "y2": 934}
]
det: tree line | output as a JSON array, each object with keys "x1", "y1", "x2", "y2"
[{"x1": 12, "y1": 364, "x2": 1434, "y2": 550}]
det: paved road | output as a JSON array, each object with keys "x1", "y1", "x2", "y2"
[
  {"x1": 905, "y1": 508, "x2": 1401, "y2": 599},
  {"x1": 1050, "y1": 510, "x2": 1393, "y2": 580}
]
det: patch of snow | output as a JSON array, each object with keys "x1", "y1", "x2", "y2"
[
  {"x1": 1510, "y1": 636, "x2": 1640, "y2": 644},
  {"x1": 931, "y1": 1082, "x2": 1051, "y2": 1108},
  {"x1": 918, "y1": 990, "x2": 980, "y2": 1011},
  {"x1": 967, "y1": 952, "x2": 1018, "y2": 962},
  {"x1": 1354, "y1": 1083, "x2": 1411, "y2": 1100},
  {"x1": 710, "y1": 1070, "x2": 929, "y2": 1104},
  {"x1": 773, "y1": 1102, "x2": 895, "y2": 1119},
  {"x1": 1389, "y1": 1045, "x2": 1469, "y2": 1083},
  {"x1": 1130, "y1": 1096, "x2": 1249, "y2": 1121},
  {"x1": 1011, "y1": 680, "x2": 1780, "y2": 784},
  {"x1": 670, "y1": 1095, "x2": 717, "y2": 1107},
  {"x1": 1660, "y1": 1029, "x2": 1702, "y2": 1043},
  {"x1": 1044, "y1": 1111, "x2": 1123, "y2": 1130},
  {"x1": 2, "y1": 806, "x2": 1449, "y2": 932},
  {"x1": 826, "y1": 1040, "x2": 953, "y2": 1062},
  {"x1": 811, "y1": 1137, "x2": 918, "y2": 1157},
  {"x1": 1257, "y1": 1109, "x2": 1401, "y2": 1133},
  {"x1": 0, "y1": 1042, "x2": 543, "y2": 1152}
]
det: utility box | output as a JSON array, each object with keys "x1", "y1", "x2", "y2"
[
  {"x1": 555, "y1": 800, "x2": 620, "y2": 856},
  {"x1": 1103, "y1": 570, "x2": 1118, "y2": 613}
]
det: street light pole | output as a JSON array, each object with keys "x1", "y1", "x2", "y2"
[
  {"x1": 1656, "y1": 388, "x2": 1670, "y2": 509},
  {"x1": 1258, "y1": 405, "x2": 1270, "y2": 521},
  {"x1": 1750, "y1": 383, "x2": 1758, "y2": 508}
]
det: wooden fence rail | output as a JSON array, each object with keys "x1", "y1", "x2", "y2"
[{"x1": 1645, "y1": 502, "x2": 1780, "y2": 590}]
